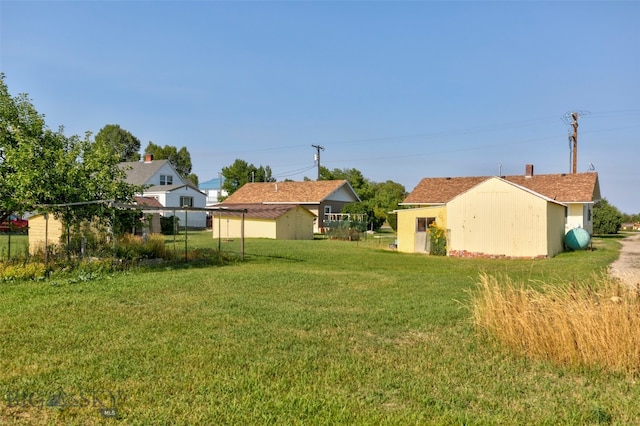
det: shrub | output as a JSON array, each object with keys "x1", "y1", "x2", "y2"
[
  {"x1": 324, "y1": 219, "x2": 366, "y2": 241},
  {"x1": 0, "y1": 262, "x2": 46, "y2": 282},
  {"x1": 428, "y1": 222, "x2": 447, "y2": 256},
  {"x1": 593, "y1": 198, "x2": 623, "y2": 234},
  {"x1": 160, "y1": 216, "x2": 179, "y2": 235},
  {"x1": 115, "y1": 233, "x2": 166, "y2": 260}
]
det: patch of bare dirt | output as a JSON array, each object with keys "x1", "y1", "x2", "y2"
[{"x1": 609, "y1": 233, "x2": 640, "y2": 289}]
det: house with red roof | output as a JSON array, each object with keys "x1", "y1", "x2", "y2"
[
  {"x1": 397, "y1": 165, "x2": 601, "y2": 257},
  {"x1": 222, "y1": 180, "x2": 360, "y2": 234}
]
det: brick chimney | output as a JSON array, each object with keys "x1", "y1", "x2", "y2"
[
  {"x1": 144, "y1": 153, "x2": 154, "y2": 163},
  {"x1": 525, "y1": 164, "x2": 534, "y2": 177}
]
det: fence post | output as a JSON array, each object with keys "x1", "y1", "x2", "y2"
[{"x1": 45, "y1": 213, "x2": 49, "y2": 268}]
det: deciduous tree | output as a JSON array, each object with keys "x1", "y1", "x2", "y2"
[
  {"x1": 318, "y1": 166, "x2": 375, "y2": 200},
  {"x1": 0, "y1": 74, "x2": 138, "y2": 225},
  {"x1": 95, "y1": 124, "x2": 141, "y2": 162},
  {"x1": 144, "y1": 142, "x2": 195, "y2": 183},
  {"x1": 221, "y1": 159, "x2": 275, "y2": 196},
  {"x1": 315, "y1": 167, "x2": 406, "y2": 230}
]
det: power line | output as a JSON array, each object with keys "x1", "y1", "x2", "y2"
[{"x1": 273, "y1": 164, "x2": 317, "y2": 179}]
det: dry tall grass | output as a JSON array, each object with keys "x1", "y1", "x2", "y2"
[{"x1": 471, "y1": 272, "x2": 640, "y2": 374}]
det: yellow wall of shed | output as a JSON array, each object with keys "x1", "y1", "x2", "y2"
[
  {"x1": 275, "y1": 207, "x2": 314, "y2": 240},
  {"x1": 547, "y1": 202, "x2": 567, "y2": 257},
  {"x1": 211, "y1": 207, "x2": 314, "y2": 240},
  {"x1": 28, "y1": 214, "x2": 64, "y2": 255},
  {"x1": 447, "y1": 178, "x2": 564, "y2": 257},
  {"x1": 396, "y1": 206, "x2": 446, "y2": 253},
  {"x1": 212, "y1": 216, "x2": 276, "y2": 239}
]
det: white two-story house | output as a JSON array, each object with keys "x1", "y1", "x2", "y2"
[{"x1": 119, "y1": 154, "x2": 207, "y2": 228}]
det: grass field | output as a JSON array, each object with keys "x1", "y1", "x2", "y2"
[
  {"x1": 0, "y1": 234, "x2": 29, "y2": 261},
  {"x1": 0, "y1": 231, "x2": 635, "y2": 424}
]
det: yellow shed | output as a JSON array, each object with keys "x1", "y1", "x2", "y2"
[
  {"x1": 446, "y1": 177, "x2": 566, "y2": 258},
  {"x1": 212, "y1": 204, "x2": 316, "y2": 240},
  {"x1": 396, "y1": 206, "x2": 447, "y2": 253},
  {"x1": 28, "y1": 214, "x2": 64, "y2": 255}
]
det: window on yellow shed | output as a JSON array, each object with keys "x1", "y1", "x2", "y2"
[{"x1": 416, "y1": 217, "x2": 435, "y2": 232}]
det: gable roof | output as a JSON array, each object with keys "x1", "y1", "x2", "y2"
[
  {"x1": 118, "y1": 160, "x2": 202, "y2": 193},
  {"x1": 215, "y1": 204, "x2": 316, "y2": 220},
  {"x1": 449, "y1": 176, "x2": 566, "y2": 206},
  {"x1": 402, "y1": 172, "x2": 601, "y2": 205},
  {"x1": 222, "y1": 180, "x2": 360, "y2": 205},
  {"x1": 133, "y1": 196, "x2": 163, "y2": 208},
  {"x1": 144, "y1": 183, "x2": 204, "y2": 194},
  {"x1": 118, "y1": 159, "x2": 175, "y2": 186}
]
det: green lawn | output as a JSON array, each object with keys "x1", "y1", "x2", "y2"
[
  {"x1": 0, "y1": 234, "x2": 29, "y2": 261},
  {"x1": 0, "y1": 232, "x2": 634, "y2": 424}
]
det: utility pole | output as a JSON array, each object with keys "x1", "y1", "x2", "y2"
[
  {"x1": 570, "y1": 112, "x2": 578, "y2": 174},
  {"x1": 563, "y1": 111, "x2": 589, "y2": 174},
  {"x1": 311, "y1": 144, "x2": 324, "y2": 180}
]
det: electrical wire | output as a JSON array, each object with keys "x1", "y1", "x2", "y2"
[{"x1": 273, "y1": 164, "x2": 316, "y2": 179}]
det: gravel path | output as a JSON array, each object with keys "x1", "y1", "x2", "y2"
[{"x1": 609, "y1": 233, "x2": 640, "y2": 289}]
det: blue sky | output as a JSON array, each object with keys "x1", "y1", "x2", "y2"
[{"x1": 2, "y1": 1, "x2": 639, "y2": 213}]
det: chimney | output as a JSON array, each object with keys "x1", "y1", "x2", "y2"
[
  {"x1": 144, "y1": 153, "x2": 154, "y2": 163},
  {"x1": 275, "y1": 183, "x2": 278, "y2": 192},
  {"x1": 525, "y1": 164, "x2": 534, "y2": 178}
]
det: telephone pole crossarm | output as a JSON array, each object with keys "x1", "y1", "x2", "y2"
[
  {"x1": 311, "y1": 144, "x2": 324, "y2": 180},
  {"x1": 563, "y1": 110, "x2": 589, "y2": 174}
]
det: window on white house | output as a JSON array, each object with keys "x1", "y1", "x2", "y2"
[
  {"x1": 180, "y1": 196, "x2": 194, "y2": 208},
  {"x1": 160, "y1": 175, "x2": 173, "y2": 185}
]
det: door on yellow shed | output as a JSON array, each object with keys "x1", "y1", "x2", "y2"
[{"x1": 415, "y1": 217, "x2": 435, "y2": 253}]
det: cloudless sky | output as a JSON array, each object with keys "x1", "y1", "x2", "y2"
[{"x1": 2, "y1": 1, "x2": 639, "y2": 213}]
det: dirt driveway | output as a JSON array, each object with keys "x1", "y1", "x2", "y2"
[{"x1": 609, "y1": 233, "x2": 640, "y2": 289}]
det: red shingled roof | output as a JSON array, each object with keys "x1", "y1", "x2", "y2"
[
  {"x1": 402, "y1": 172, "x2": 601, "y2": 205},
  {"x1": 134, "y1": 196, "x2": 163, "y2": 208},
  {"x1": 215, "y1": 204, "x2": 316, "y2": 219},
  {"x1": 222, "y1": 180, "x2": 359, "y2": 204}
]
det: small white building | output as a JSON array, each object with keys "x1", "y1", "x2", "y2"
[{"x1": 199, "y1": 176, "x2": 228, "y2": 206}]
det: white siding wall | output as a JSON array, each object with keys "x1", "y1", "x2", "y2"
[
  {"x1": 565, "y1": 203, "x2": 593, "y2": 234},
  {"x1": 145, "y1": 186, "x2": 207, "y2": 228},
  {"x1": 566, "y1": 203, "x2": 585, "y2": 231},
  {"x1": 330, "y1": 186, "x2": 360, "y2": 202},
  {"x1": 147, "y1": 163, "x2": 182, "y2": 187}
]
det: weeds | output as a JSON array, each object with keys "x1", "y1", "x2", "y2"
[{"x1": 470, "y1": 272, "x2": 640, "y2": 375}]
